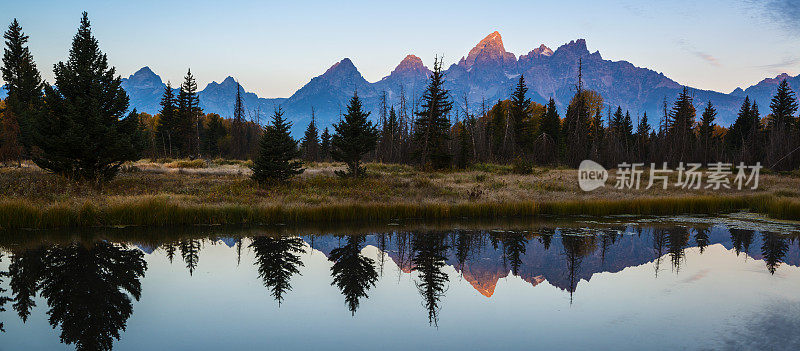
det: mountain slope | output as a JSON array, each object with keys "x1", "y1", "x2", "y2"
[{"x1": 116, "y1": 32, "x2": 797, "y2": 136}]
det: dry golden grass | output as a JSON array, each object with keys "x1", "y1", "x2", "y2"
[{"x1": 0, "y1": 160, "x2": 798, "y2": 229}]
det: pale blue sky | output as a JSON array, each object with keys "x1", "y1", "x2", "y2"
[{"x1": 2, "y1": 0, "x2": 799, "y2": 97}]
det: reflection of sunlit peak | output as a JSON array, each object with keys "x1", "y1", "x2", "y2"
[
  {"x1": 524, "y1": 275, "x2": 546, "y2": 287},
  {"x1": 459, "y1": 265, "x2": 508, "y2": 298}
]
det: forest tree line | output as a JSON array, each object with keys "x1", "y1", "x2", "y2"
[
  {"x1": 2, "y1": 14, "x2": 799, "y2": 185},
  {"x1": 290, "y1": 59, "x2": 800, "y2": 175},
  {"x1": 292, "y1": 58, "x2": 800, "y2": 174}
]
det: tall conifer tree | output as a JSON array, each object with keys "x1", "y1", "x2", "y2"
[
  {"x1": 699, "y1": 101, "x2": 717, "y2": 163},
  {"x1": 510, "y1": 75, "x2": 531, "y2": 153},
  {"x1": 177, "y1": 69, "x2": 200, "y2": 157},
  {"x1": 413, "y1": 57, "x2": 453, "y2": 169},
  {"x1": 251, "y1": 107, "x2": 304, "y2": 184},
  {"x1": 769, "y1": 79, "x2": 797, "y2": 131},
  {"x1": 2, "y1": 18, "x2": 44, "y2": 149},
  {"x1": 540, "y1": 97, "x2": 560, "y2": 143},
  {"x1": 667, "y1": 87, "x2": 696, "y2": 162},
  {"x1": 727, "y1": 96, "x2": 752, "y2": 151},
  {"x1": 331, "y1": 92, "x2": 378, "y2": 177},
  {"x1": 34, "y1": 12, "x2": 144, "y2": 182},
  {"x1": 230, "y1": 82, "x2": 247, "y2": 159},
  {"x1": 562, "y1": 60, "x2": 592, "y2": 166},
  {"x1": 767, "y1": 80, "x2": 799, "y2": 169},
  {"x1": 156, "y1": 82, "x2": 177, "y2": 157},
  {"x1": 301, "y1": 109, "x2": 319, "y2": 162},
  {"x1": 320, "y1": 127, "x2": 331, "y2": 161}
]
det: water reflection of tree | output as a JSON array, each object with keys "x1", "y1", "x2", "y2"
[
  {"x1": 162, "y1": 242, "x2": 177, "y2": 263},
  {"x1": 451, "y1": 231, "x2": 472, "y2": 273},
  {"x1": 651, "y1": 229, "x2": 668, "y2": 277},
  {"x1": 598, "y1": 229, "x2": 619, "y2": 267},
  {"x1": 250, "y1": 236, "x2": 306, "y2": 304},
  {"x1": 0, "y1": 252, "x2": 10, "y2": 332},
  {"x1": 761, "y1": 233, "x2": 789, "y2": 275},
  {"x1": 179, "y1": 239, "x2": 202, "y2": 276},
  {"x1": 412, "y1": 233, "x2": 450, "y2": 327},
  {"x1": 667, "y1": 228, "x2": 690, "y2": 273},
  {"x1": 730, "y1": 229, "x2": 754, "y2": 257},
  {"x1": 8, "y1": 247, "x2": 47, "y2": 322},
  {"x1": 7, "y1": 242, "x2": 146, "y2": 351},
  {"x1": 43, "y1": 242, "x2": 146, "y2": 350},
  {"x1": 538, "y1": 228, "x2": 554, "y2": 251},
  {"x1": 376, "y1": 233, "x2": 388, "y2": 275},
  {"x1": 501, "y1": 233, "x2": 527, "y2": 276},
  {"x1": 396, "y1": 232, "x2": 410, "y2": 281},
  {"x1": 694, "y1": 227, "x2": 710, "y2": 254},
  {"x1": 561, "y1": 234, "x2": 596, "y2": 304},
  {"x1": 329, "y1": 235, "x2": 378, "y2": 315},
  {"x1": 236, "y1": 238, "x2": 243, "y2": 266}
]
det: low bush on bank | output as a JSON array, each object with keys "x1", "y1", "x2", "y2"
[{"x1": 166, "y1": 159, "x2": 207, "y2": 169}]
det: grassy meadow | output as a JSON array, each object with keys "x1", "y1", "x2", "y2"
[{"x1": 1, "y1": 159, "x2": 799, "y2": 229}]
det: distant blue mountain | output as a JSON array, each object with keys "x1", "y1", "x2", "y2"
[
  {"x1": 220, "y1": 237, "x2": 238, "y2": 248},
  {"x1": 119, "y1": 32, "x2": 799, "y2": 137},
  {"x1": 120, "y1": 67, "x2": 286, "y2": 128},
  {"x1": 136, "y1": 244, "x2": 156, "y2": 255}
]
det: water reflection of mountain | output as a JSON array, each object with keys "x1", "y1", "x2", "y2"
[{"x1": 303, "y1": 226, "x2": 800, "y2": 296}]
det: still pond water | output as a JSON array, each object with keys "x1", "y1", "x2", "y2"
[{"x1": 1, "y1": 215, "x2": 799, "y2": 350}]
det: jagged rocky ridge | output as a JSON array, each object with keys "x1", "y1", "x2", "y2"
[{"x1": 118, "y1": 32, "x2": 800, "y2": 136}]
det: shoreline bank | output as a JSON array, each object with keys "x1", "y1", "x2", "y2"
[
  {"x1": 1, "y1": 194, "x2": 797, "y2": 229},
  {"x1": 2, "y1": 161, "x2": 799, "y2": 229}
]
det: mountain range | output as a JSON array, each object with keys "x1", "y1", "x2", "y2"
[
  {"x1": 5, "y1": 32, "x2": 799, "y2": 136},
  {"x1": 302, "y1": 227, "x2": 799, "y2": 298}
]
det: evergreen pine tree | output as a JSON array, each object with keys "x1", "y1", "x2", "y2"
[
  {"x1": 699, "y1": 101, "x2": 717, "y2": 163},
  {"x1": 300, "y1": 109, "x2": 319, "y2": 161},
  {"x1": 251, "y1": 107, "x2": 304, "y2": 184},
  {"x1": 727, "y1": 96, "x2": 752, "y2": 151},
  {"x1": 454, "y1": 119, "x2": 472, "y2": 169},
  {"x1": 487, "y1": 100, "x2": 507, "y2": 159},
  {"x1": 539, "y1": 97, "x2": 560, "y2": 143},
  {"x1": 535, "y1": 97, "x2": 561, "y2": 164},
  {"x1": 605, "y1": 106, "x2": 629, "y2": 164},
  {"x1": 562, "y1": 61, "x2": 592, "y2": 167},
  {"x1": 766, "y1": 80, "x2": 798, "y2": 169},
  {"x1": 231, "y1": 82, "x2": 246, "y2": 159},
  {"x1": 385, "y1": 105, "x2": 399, "y2": 161},
  {"x1": 749, "y1": 101, "x2": 764, "y2": 162},
  {"x1": 331, "y1": 92, "x2": 378, "y2": 177},
  {"x1": 667, "y1": 87, "x2": 696, "y2": 162},
  {"x1": 0, "y1": 105, "x2": 23, "y2": 165},
  {"x1": 413, "y1": 57, "x2": 453, "y2": 169},
  {"x1": 0, "y1": 100, "x2": 22, "y2": 166},
  {"x1": 2, "y1": 18, "x2": 43, "y2": 149},
  {"x1": 768, "y1": 79, "x2": 797, "y2": 131},
  {"x1": 610, "y1": 106, "x2": 624, "y2": 132},
  {"x1": 510, "y1": 75, "x2": 531, "y2": 154},
  {"x1": 636, "y1": 112, "x2": 650, "y2": 161},
  {"x1": 622, "y1": 111, "x2": 634, "y2": 145},
  {"x1": 589, "y1": 108, "x2": 605, "y2": 162},
  {"x1": 34, "y1": 12, "x2": 144, "y2": 182},
  {"x1": 202, "y1": 113, "x2": 226, "y2": 157},
  {"x1": 156, "y1": 82, "x2": 178, "y2": 157},
  {"x1": 177, "y1": 69, "x2": 200, "y2": 157},
  {"x1": 320, "y1": 127, "x2": 331, "y2": 161}
]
